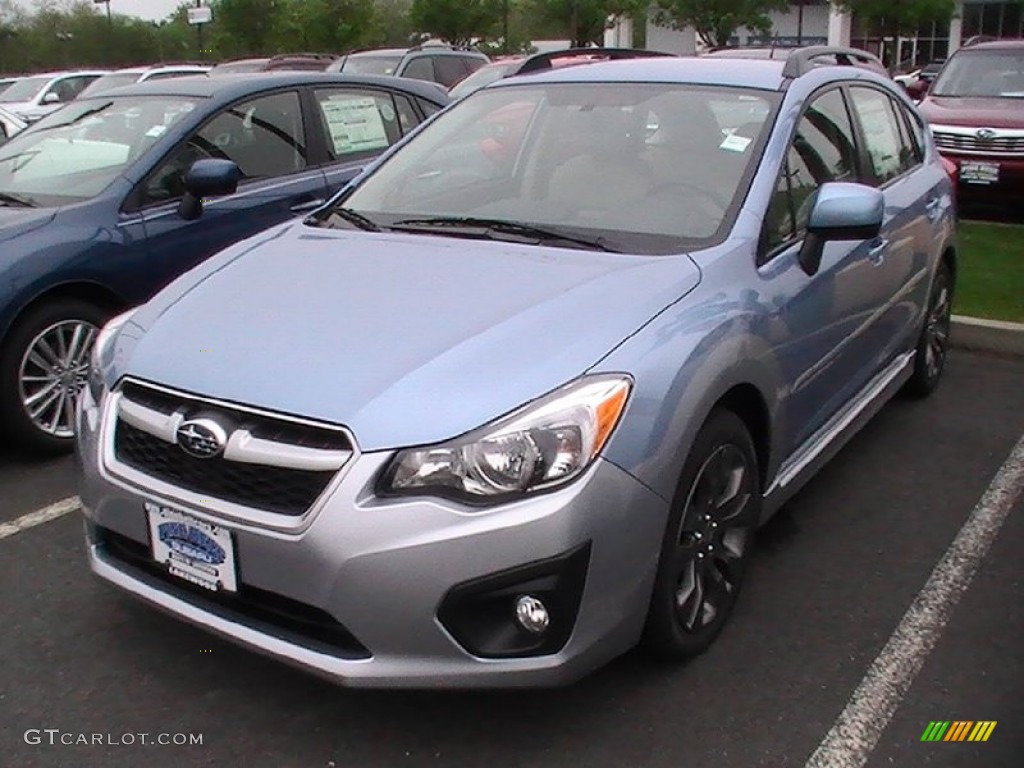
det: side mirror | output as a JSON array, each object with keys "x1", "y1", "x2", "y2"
[
  {"x1": 42, "y1": 91, "x2": 61, "y2": 104},
  {"x1": 798, "y1": 182, "x2": 884, "y2": 277},
  {"x1": 178, "y1": 158, "x2": 242, "y2": 221}
]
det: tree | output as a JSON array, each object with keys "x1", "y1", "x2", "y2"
[
  {"x1": 281, "y1": 0, "x2": 376, "y2": 52},
  {"x1": 530, "y1": 0, "x2": 644, "y2": 47},
  {"x1": 409, "y1": 0, "x2": 503, "y2": 46},
  {"x1": 653, "y1": 0, "x2": 789, "y2": 49}
]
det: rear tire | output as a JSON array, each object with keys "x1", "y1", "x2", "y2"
[
  {"x1": 905, "y1": 264, "x2": 953, "y2": 399},
  {"x1": 0, "y1": 299, "x2": 108, "y2": 455},
  {"x1": 641, "y1": 408, "x2": 761, "y2": 661}
]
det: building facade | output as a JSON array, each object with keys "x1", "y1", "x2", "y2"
[{"x1": 620, "y1": 1, "x2": 1024, "y2": 68}]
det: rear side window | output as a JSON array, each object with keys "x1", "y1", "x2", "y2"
[
  {"x1": 762, "y1": 88, "x2": 858, "y2": 254},
  {"x1": 848, "y1": 87, "x2": 913, "y2": 184},
  {"x1": 434, "y1": 57, "x2": 469, "y2": 88},
  {"x1": 402, "y1": 57, "x2": 435, "y2": 82}
]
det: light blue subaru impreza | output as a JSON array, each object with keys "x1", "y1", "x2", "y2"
[{"x1": 76, "y1": 47, "x2": 957, "y2": 688}]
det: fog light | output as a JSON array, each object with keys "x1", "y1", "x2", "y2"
[{"x1": 514, "y1": 595, "x2": 550, "y2": 634}]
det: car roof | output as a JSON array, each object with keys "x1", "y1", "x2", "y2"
[
  {"x1": 958, "y1": 39, "x2": 1024, "y2": 52},
  {"x1": 495, "y1": 56, "x2": 789, "y2": 91},
  {"x1": 90, "y1": 71, "x2": 450, "y2": 104}
]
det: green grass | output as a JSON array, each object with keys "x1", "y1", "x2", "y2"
[{"x1": 954, "y1": 220, "x2": 1024, "y2": 323}]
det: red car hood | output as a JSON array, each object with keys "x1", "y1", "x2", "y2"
[{"x1": 918, "y1": 96, "x2": 1024, "y2": 129}]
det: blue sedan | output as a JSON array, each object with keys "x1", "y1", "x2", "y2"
[{"x1": 0, "y1": 72, "x2": 448, "y2": 452}]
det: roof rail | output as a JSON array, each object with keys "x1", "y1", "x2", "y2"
[
  {"x1": 781, "y1": 46, "x2": 885, "y2": 78},
  {"x1": 516, "y1": 47, "x2": 676, "y2": 75}
]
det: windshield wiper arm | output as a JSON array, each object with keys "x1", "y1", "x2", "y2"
[
  {"x1": 32, "y1": 101, "x2": 113, "y2": 132},
  {"x1": 390, "y1": 216, "x2": 617, "y2": 252},
  {"x1": 313, "y1": 207, "x2": 381, "y2": 232},
  {"x1": 0, "y1": 191, "x2": 36, "y2": 207}
]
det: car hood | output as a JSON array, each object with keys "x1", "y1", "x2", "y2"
[
  {"x1": 918, "y1": 96, "x2": 1024, "y2": 129},
  {"x1": 117, "y1": 224, "x2": 702, "y2": 451},
  {"x1": 0, "y1": 206, "x2": 57, "y2": 247},
  {"x1": 0, "y1": 101, "x2": 34, "y2": 114}
]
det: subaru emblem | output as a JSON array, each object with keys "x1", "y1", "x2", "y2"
[
  {"x1": 975, "y1": 128, "x2": 997, "y2": 141},
  {"x1": 176, "y1": 418, "x2": 227, "y2": 459}
]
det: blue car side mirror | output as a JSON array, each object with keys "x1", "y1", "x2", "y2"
[
  {"x1": 179, "y1": 159, "x2": 242, "y2": 221},
  {"x1": 799, "y1": 182, "x2": 885, "y2": 276}
]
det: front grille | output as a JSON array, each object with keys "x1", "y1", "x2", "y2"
[
  {"x1": 111, "y1": 380, "x2": 353, "y2": 517},
  {"x1": 933, "y1": 132, "x2": 1024, "y2": 156},
  {"x1": 97, "y1": 525, "x2": 370, "y2": 659},
  {"x1": 116, "y1": 422, "x2": 336, "y2": 516}
]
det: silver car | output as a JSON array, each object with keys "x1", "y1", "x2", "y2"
[{"x1": 77, "y1": 48, "x2": 957, "y2": 688}]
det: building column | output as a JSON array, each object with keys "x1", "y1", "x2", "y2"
[
  {"x1": 828, "y1": 3, "x2": 852, "y2": 47},
  {"x1": 604, "y1": 15, "x2": 634, "y2": 47},
  {"x1": 948, "y1": 1, "x2": 963, "y2": 53}
]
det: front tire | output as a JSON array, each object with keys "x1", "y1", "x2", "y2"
[
  {"x1": 905, "y1": 264, "x2": 953, "y2": 399},
  {"x1": 641, "y1": 408, "x2": 761, "y2": 660},
  {"x1": 0, "y1": 299, "x2": 108, "y2": 455}
]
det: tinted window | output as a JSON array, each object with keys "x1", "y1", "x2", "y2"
[
  {"x1": 849, "y1": 87, "x2": 908, "y2": 184},
  {"x1": 312, "y1": 89, "x2": 402, "y2": 161},
  {"x1": 393, "y1": 94, "x2": 420, "y2": 135},
  {"x1": 417, "y1": 98, "x2": 442, "y2": 117},
  {"x1": 763, "y1": 89, "x2": 858, "y2": 253},
  {"x1": 434, "y1": 57, "x2": 469, "y2": 88},
  {"x1": 402, "y1": 57, "x2": 435, "y2": 82},
  {"x1": 143, "y1": 91, "x2": 305, "y2": 205}
]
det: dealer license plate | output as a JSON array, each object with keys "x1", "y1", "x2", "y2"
[
  {"x1": 145, "y1": 502, "x2": 238, "y2": 592},
  {"x1": 959, "y1": 161, "x2": 999, "y2": 185}
]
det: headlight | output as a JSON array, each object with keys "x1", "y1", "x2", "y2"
[
  {"x1": 379, "y1": 375, "x2": 631, "y2": 506},
  {"x1": 87, "y1": 309, "x2": 136, "y2": 402}
]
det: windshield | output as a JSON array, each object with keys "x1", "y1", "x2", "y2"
[
  {"x1": 341, "y1": 55, "x2": 404, "y2": 76},
  {"x1": 448, "y1": 62, "x2": 520, "y2": 99},
  {"x1": 0, "y1": 75, "x2": 51, "y2": 103},
  {"x1": 932, "y1": 51, "x2": 1024, "y2": 97},
  {"x1": 79, "y1": 72, "x2": 142, "y2": 98},
  {"x1": 329, "y1": 83, "x2": 776, "y2": 254},
  {"x1": 0, "y1": 96, "x2": 198, "y2": 206}
]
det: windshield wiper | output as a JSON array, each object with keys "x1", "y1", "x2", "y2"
[
  {"x1": 0, "y1": 191, "x2": 36, "y2": 207},
  {"x1": 32, "y1": 101, "x2": 113, "y2": 132},
  {"x1": 389, "y1": 216, "x2": 617, "y2": 252},
  {"x1": 312, "y1": 207, "x2": 381, "y2": 232}
]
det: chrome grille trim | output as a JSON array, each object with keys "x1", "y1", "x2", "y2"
[
  {"x1": 931, "y1": 123, "x2": 1024, "y2": 157},
  {"x1": 99, "y1": 378, "x2": 360, "y2": 533}
]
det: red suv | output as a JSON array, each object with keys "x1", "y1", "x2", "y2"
[{"x1": 917, "y1": 39, "x2": 1024, "y2": 204}]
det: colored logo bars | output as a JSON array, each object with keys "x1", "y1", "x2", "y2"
[{"x1": 921, "y1": 721, "x2": 997, "y2": 742}]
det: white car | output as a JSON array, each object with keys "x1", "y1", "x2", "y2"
[
  {"x1": 0, "y1": 70, "x2": 108, "y2": 122},
  {"x1": 0, "y1": 77, "x2": 23, "y2": 96},
  {"x1": 0, "y1": 104, "x2": 27, "y2": 144},
  {"x1": 77, "y1": 65, "x2": 210, "y2": 98}
]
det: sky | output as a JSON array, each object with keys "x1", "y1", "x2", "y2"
[{"x1": 11, "y1": 0, "x2": 188, "y2": 23}]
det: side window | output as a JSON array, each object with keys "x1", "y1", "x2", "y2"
[
  {"x1": 896, "y1": 101, "x2": 926, "y2": 164},
  {"x1": 402, "y1": 57, "x2": 435, "y2": 82},
  {"x1": 142, "y1": 91, "x2": 306, "y2": 206},
  {"x1": 417, "y1": 98, "x2": 442, "y2": 117},
  {"x1": 393, "y1": 93, "x2": 420, "y2": 135},
  {"x1": 434, "y1": 57, "x2": 468, "y2": 88},
  {"x1": 462, "y1": 56, "x2": 487, "y2": 76},
  {"x1": 762, "y1": 89, "x2": 858, "y2": 254},
  {"x1": 313, "y1": 89, "x2": 402, "y2": 161},
  {"x1": 848, "y1": 87, "x2": 908, "y2": 185}
]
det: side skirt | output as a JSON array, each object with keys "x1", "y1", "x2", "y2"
[{"x1": 761, "y1": 351, "x2": 915, "y2": 522}]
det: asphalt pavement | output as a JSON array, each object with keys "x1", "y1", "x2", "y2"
[{"x1": 0, "y1": 349, "x2": 1021, "y2": 768}]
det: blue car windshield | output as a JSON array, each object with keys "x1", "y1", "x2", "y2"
[
  {"x1": 0, "y1": 96, "x2": 198, "y2": 206},
  {"x1": 334, "y1": 82, "x2": 778, "y2": 254}
]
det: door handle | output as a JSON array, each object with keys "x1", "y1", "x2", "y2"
[
  {"x1": 867, "y1": 237, "x2": 889, "y2": 265},
  {"x1": 289, "y1": 198, "x2": 325, "y2": 214},
  {"x1": 925, "y1": 197, "x2": 941, "y2": 221}
]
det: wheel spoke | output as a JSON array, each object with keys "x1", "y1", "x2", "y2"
[
  {"x1": 30, "y1": 386, "x2": 61, "y2": 421},
  {"x1": 61, "y1": 389, "x2": 77, "y2": 430},
  {"x1": 24, "y1": 379, "x2": 61, "y2": 407},
  {"x1": 64, "y1": 324, "x2": 86, "y2": 364},
  {"x1": 677, "y1": 558, "x2": 706, "y2": 630},
  {"x1": 48, "y1": 391, "x2": 68, "y2": 434}
]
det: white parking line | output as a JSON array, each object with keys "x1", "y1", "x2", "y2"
[
  {"x1": 805, "y1": 432, "x2": 1024, "y2": 768},
  {"x1": 0, "y1": 496, "x2": 82, "y2": 541}
]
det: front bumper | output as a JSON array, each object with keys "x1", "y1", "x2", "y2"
[
  {"x1": 939, "y1": 151, "x2": 1024, "y2": 202},
  {"x1": 76, "y1": 385, "x2": 669, "y2": 688}
]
